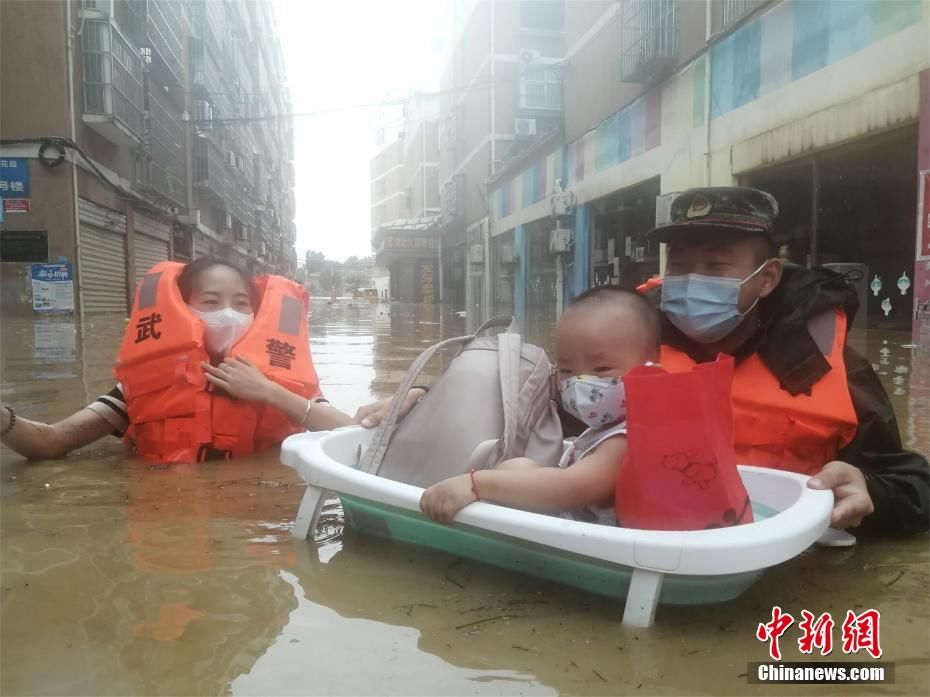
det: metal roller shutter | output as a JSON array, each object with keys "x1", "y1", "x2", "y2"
[
  {"x1": 78, "y1": 198, "x2": 128, "y2": 315},
  {"x1": 133, "y1": 212, "x2": 171, "y2": 284},
  {"x1": 79, "y1": 225, "x2": 128, "y2": 314},
  {"x1": 134, "y1": 234, "x2": 169, "y2": 283}
]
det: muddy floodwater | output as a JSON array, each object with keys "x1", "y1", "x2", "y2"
[{"x1": 2, "y1": 302, "x2": 928, "y2": 696}]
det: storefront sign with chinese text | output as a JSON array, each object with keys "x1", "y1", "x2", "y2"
[{"x1": 0, "y1": 158, "x2": 30, "y2": 198}]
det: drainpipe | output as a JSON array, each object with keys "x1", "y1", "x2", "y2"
[
  {"x1": 438, "y1": 233, "x2": 444, "y2": 303},
  {"x1": 66, "y1": 0, "x2": 85, "y2": 320},
  {"x1": 421, "y1": 125, "x2": 427, "y2": 215},
  {"x1": 703, "y1": 0, "x2": 713, "y2": 186},
  {"x1": 489, "y1": 0, "x2": 496, "y2": 176},
  {"x1": 487, "y1": 1, "x2": 496, "y2": 322}
]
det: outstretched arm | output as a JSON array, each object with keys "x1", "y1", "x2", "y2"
[{"x1": 1, "y1": 405, "x2": 116, "y2": 460}]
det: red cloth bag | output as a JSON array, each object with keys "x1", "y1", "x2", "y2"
[{"x1": 615, "y1": 355, "x2": 753, "y2": 531}]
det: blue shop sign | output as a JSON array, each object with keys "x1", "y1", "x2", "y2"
[
  {"x1": 0, "y1": 158, "x2": 30, "y2": 198},
  {"x1": 31, "y1": 263, "x2": 72, "y2": 283}
]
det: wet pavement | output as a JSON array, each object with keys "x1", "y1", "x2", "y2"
[{"x1": 1, "y1": 301, "x2": 928, "y2": 696}]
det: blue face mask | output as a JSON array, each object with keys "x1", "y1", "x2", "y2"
[{"x1": 660, "y1": 263, "x2": 766, "y2": 344}]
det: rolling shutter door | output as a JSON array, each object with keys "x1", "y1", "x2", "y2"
[
  {"x1": 133, "y1": 212, "x2": 170, "y2": 285},
  {"x1": 78, "y1": 198, "x2": 128, "y2": 315}
]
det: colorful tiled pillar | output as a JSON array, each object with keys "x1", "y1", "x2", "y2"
[
  {"x1": 514, "y1": 224, "x2": 528, "y2": 332},
  {"x1": 568, "y1": 203, "x2": 592, "y2": 300}
]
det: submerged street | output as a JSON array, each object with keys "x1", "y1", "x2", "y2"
[{"x1": 1, "y1": 301, "x2": 928, "y2": 696}]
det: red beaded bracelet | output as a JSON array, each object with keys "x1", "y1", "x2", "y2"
[{"x1": 469, "y1": 468, "x2": 480, "y2": 501}]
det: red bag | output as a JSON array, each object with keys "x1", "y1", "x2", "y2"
[{"x1": 615, "y1": 355, "x2": 754, "y2": 531}]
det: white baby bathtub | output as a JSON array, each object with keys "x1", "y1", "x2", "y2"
[{"x1": 281, "y1": 427, "x2": 834, "y2": 627}]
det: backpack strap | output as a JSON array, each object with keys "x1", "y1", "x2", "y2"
[
  {"x1": 495, "y1": 331, "x2": 523, "y2": 465},
  {"x1": 359, "y1": 332, "x2": 476, "y2": 475},
  {"x1": 359, "y1": 315, "x2": 518, "y2": 476},
  {"x1": 474, "y1": 315, "x2": 516, "y2": 335}
]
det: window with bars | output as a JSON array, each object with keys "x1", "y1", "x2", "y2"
[
  {"x1": 519, "y1": 67, "x2": 562, "y2": 111},
  {"x1": 82, "y1": 20, "x2": 144, "y2": 137},
  {"x1": 620, "y1": 0, "x2": 679, "y2": 83},
  {"x1": 722, "y1": 0, "x2": 754, "y2": 29}
]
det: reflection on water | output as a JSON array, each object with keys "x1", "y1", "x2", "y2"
[{"x1": 1, "y1": 304, "x2": 928, "y2": 696}]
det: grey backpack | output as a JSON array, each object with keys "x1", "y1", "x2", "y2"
[{"x1": 359, "y1": 316, "x2": 564, "y2": 487}]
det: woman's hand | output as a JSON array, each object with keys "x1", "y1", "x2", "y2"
[
  {"x1": 202, "y1": 356, "x2": 276, "y2": 403},
  {"x1": 354, "y1": 388, "x2": 427, "y2": 428},
  {"x1": 420, "y1": 474, "x2": 477, "y2": 524}
]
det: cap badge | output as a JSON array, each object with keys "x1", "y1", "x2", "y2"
[{"x1": 685, "y1": 194, "x2": 711, "y2": 219}]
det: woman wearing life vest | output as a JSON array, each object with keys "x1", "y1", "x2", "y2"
[
  {"x1": 639, "y1": 187, "x2": 928, "y2": 537},
  {"x1": 1, "y1": 257, "x2": 424, "y2": 462}
]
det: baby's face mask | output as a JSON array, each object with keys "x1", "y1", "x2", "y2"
[
  {"x1": 559, "y1": 374, "x2": 626, "y2": 429},
  {"x1": 559, "y1": 362, "x2": 655, "y2": 429}
]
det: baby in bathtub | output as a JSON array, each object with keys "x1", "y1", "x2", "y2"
[{"x1": 420, "y1": 286, "x2": 660, "y2": 525}]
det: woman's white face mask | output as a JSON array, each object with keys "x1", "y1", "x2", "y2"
[{"x1": 190, "y1": 306, "x2": 253, "y2": 356}]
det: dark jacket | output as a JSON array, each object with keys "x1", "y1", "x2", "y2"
[{"x1": 647, "y1": 265, "x2": 929, "y2": 537}]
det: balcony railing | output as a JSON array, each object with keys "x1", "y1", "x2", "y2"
[
  {"x1": 144, "y1": 0, "x2": 185, "y2": 89},
  {"x1": 620, "y1": 0, "x2": 679, "y2": 83},
  {"x1": 190, "y1": 0, "x2": 225, "y2": 62},
  {"x1": 82, "y1": 19, "x2": 144, "y2": 141},
  {"x1": 193, "y1": 138, "x2": 233, "y2": 209},
  {"x1": 190, "y1": 38, "x2": 228, "y2": 118},
  {"x1": 441, "y1": 175, "x2": 465, "y2": 223},
  {"x1": 139, "y1": 82, "x2": 185, "y2": 205}
]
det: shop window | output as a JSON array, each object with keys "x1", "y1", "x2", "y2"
[
  {"x1": 491, "y1": 231, "x2": 516, "y2": 317},
  {"x1": 525, "y1": 222, "x2": 558, "y2": 350}
]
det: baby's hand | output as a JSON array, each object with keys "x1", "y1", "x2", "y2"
[{"x1": 420, "y1": 474, "x2": 477, "y2": 524}]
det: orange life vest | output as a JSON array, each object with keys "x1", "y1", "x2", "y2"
[
  {"x1": 115, "y1": 261, "x2": 321, "y2": 463},
  {"x1": 636, "y1": 277, "x2": 663, "y2": 294},
  {"x1": 658, "y1": 309, "x2": 858, "y2": 475}
]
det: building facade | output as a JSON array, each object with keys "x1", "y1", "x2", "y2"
[
  {"x1": 474, "y1": 0, "x2": 929, "y2": 346},
  {"x1": 439, "y1": 0, "x2": 566, "y2": 320},
  {"x1": 370, "y1": 94, "x2": 441, "y2": 304},
  {"x1": 0, "y1": 0, "x2": 297, "y2": 317}
]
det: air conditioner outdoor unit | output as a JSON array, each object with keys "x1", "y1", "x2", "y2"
[
  {"x1": 550, "y1": 183, "x2": 577, "y2": 218},
  {"x1": 654, "y1": 192, "x2": 677, "y2": 227},
  {"x1": 500, "y1": 242, "x2": 515, "y2": 265},
  {"x1": 515, "y1": 118, "x2": 537, "y2": 138},
  {"x1": 549, "y1": 227, "x2": 573, "y2": 254},
  {"x1": 469, "y1": 243, "x2": 484, "y2": 264},
  {"x1": 520, "y1": 49, "x2": 542, "y2": 65}
]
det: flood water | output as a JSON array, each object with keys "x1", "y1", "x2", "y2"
[{"x1": 1, "y1": 302, "x2": 928, "y2": 696}]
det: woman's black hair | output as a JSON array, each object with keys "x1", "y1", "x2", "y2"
[{"x1": 177, "y1": 256, "x2": 253, "y2": 303}]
